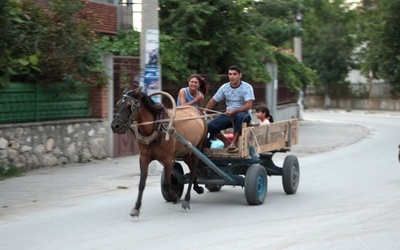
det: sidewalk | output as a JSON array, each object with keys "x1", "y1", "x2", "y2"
[
  {"x1": 291, "y1": 119, "x2": 369, "y2": 157},
  {"x1": 0, "y1": 113, "x2": 369, "y2": 213}
]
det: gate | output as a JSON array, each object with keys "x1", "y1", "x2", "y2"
[{"x1": 113, "y1": 56, "x2": 140, "y2": 157}]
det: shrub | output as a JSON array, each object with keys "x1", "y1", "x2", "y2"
[
  {"x1": 0, "y1": 0, "x2": 108, "y2": 89},
  {"x1": 0, "y1": 164, "x2": 23, "y2": 180}
]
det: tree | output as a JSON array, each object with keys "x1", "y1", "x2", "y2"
[
  {"x1": 302, "y1": 0, "x2": 357, "y2": 108},
  {"x1": 0, "y1": 0, "x2": 108, "y2": 89},
  {"x1": 358, "y1": 0, "x2": 400, "y2": 97},
  {"x1": 159, "y1": 0, "x2": 270, "y2": 83},
  {"x1": 159, "y1": 0, "x2": 315, "y2": 90},
  {"x1": 96, "y1": 30, "x2": 140, "y2": 56},
  {"x1": 0, "y1": 0, "x2": 41, "y2": 87}
]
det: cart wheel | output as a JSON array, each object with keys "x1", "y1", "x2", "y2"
[
  {"x1": 282, "y1": 155, "x2": 300, "y2": 194},
  {"x1": 161, "y1": 162, "x2": 184, "y2": 202},
  {"x1": 245, "y1": 164, "x2": 268, "y2": 205},
  {"x1": 205, "y1": 184, "x2": 222, "y2": 192},
  {"x1": 398, "y1": 144, "x2": 400, "y2": 163}
]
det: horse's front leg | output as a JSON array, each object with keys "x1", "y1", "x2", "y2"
[{"x1": 130, "y1": 156, "x2": 151, "y2": 217}]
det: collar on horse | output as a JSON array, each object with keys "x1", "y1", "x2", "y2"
[{"x1": 125, "y1": 94, "x2": 169, "y2": 145}]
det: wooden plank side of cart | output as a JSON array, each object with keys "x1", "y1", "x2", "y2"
[{"x1": 203, "y1": 119, "x2": 300, "y2": 158}]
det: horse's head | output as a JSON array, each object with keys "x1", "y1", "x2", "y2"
[{"x1": 110, "y1": 90, "x2": 142, "y2": 134}]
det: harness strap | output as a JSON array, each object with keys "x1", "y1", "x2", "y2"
[
  {"x1": 130, "y1": 125, "x2": 160, "y2": 145},
  {"x1": 129, "y1": 108, "x2": 169, "y2": 145}
]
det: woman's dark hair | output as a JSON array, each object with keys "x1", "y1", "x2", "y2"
[
  {"x1": 187, "y1": 74, "x2": 208, "y2": 95},
  {"x1": 255, "y1": 105, "x2": 274, "y2": 123}
]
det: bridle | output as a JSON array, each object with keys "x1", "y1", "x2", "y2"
[
  {"x1": 114, "y1": 91, "x2": 142, "y2": 131},
  {"x1": 114, "y1": 91, "x2": 166, "y2": 145}
]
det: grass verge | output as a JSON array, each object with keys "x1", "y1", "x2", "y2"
[{"x1": 0, "y1": 165, "x2": 23, "y2": 180}]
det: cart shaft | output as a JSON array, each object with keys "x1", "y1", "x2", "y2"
[{"x1": 171, "y1": 130, "x2": 237, "y2": 184}]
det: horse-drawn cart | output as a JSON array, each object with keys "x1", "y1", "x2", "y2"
[
  {"x1": 162, "y1": 118, "x2": 300, "y2": 205},
  {"x1": 111, "y1": 90, "x2": 300, "y2": 216}
]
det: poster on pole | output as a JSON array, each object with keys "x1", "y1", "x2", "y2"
[{"x1": 144, "y1": 29, "x2": 161, "y2": 102}]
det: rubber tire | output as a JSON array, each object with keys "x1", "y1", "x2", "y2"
[
  {"x1": 161, "y1": 162, "x2": 184, "y2": 202},
  {"x1": 282, "y1": 155, "x2": 300, "y2": 194},
  {"x1": 398, "y1": 144, "x2": 400, "y2": 163},
  {"x1": 245, "y1": 164, "x2": 268, "y2": 205},
  {"x1": 205, "y1": 184, "x2": 222, "y2": 192}
]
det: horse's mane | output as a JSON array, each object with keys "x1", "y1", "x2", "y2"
[{"x1": 127, "y1": 90, "x2": 165, "y2": 114}]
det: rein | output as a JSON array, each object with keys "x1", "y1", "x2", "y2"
[
  {"x1": 124, "y1": 91, "x2": 178, "y2": 145},
  {"x1": 130, "y1": 111, "x2": 221, "y2": 127},
  {"x1": 116, "y1": 90, "x2": 226, "y2": 145}
]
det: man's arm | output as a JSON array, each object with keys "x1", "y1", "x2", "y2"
[
  {"x1": 225, "y1": 100, "x2": 253, "y2": 116},
  {"x1": 205, "y1": 97, "x2": 217, "y2": 112}
]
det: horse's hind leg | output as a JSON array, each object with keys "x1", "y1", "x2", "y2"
[
  {"x1": 182, "y1": 167, "x2": 203, "y2": 210},
  {"x1": 184, "y1": 153, "x2": 204, "y2": 195},
  {"x1": 182, "y1": 172, "x2": 193, "y2": 210},
  {"x1": 130, "y1": 157, "x2": 150, "y2": 217},
  {"x1": 182, "y1": 156, "x2": 203, "y2": 210},
  {"x1": 193, "y1": 137, "x2": 207, "y2": 195},
  {"x1": 162, "y1": 160, "x2": 179, "y2": 204},
  {"x1": 193, "y1": 179, "x2": 204, "y2": 194},
  {"x1": 192, "y1": 158, "x2": 204, "y2": 195}
]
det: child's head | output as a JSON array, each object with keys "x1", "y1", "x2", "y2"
[{"x1": 255, "y1": 106, "x2": 274, "y2": 122}]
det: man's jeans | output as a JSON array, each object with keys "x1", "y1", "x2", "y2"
[{"x1": 208, "y1": 112, "x2": 251, "y2": 138}]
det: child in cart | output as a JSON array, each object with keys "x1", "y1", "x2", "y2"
[{"x1": 255, "y1": 106, "x2": 274, "y2": 125}]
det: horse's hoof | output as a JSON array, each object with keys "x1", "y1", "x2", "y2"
[
  {"x1": 194, "y1": 186, "x2": 204, "y2": 194},
  {"x1": 182, "y1": 200, "x2": 190, "y2": 210},
  {"x1": 130, "y1": 208, "x2": 140, "y2": 217},
  {"x1": 171, "y1": 194, "x2": 179, "y2": 204}
]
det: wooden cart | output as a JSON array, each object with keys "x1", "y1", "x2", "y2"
[{"x1": 161, "y1": 118, "x2": 300, "y2": 205}]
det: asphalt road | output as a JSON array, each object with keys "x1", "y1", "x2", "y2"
[{"x1": 1, "y1": 109, "x2": 399, "y2": 250}]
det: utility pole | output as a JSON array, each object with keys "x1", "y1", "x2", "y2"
[
  {"x1": 140, "y1": 0, "x2": 161, "y2": 102},
  {"x1": 294, "y1": 10, "x2": 304, "y2": 120},
  {"x1": 266, "y1": 63, "x2": 278, "y2": 120},
  {"x1": 294, "y1": 14, "x2": 302, "y2": 63},
  {"x1": 141, "y1": 0, "x2": 162, "y2": 175},
  {"x1": 140, "y1": 0, "x2": 158, "y2": 72}
]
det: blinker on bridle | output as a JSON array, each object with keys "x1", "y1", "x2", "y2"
[{"x1": 115, "y1": 93, "x2": 141, "y2": 129}]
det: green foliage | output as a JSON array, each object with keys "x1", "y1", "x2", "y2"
[
  {"x1": 358, "y1": 0, "x2": 400, "y2": 98},
  {"x1": 275, "y1": 51, "x2": 317, "y2": 90},
  {"x1": 252, "y1": 0, "x2": 303, "y2": 46},
  {"x1": 159, "y1": 0, "x2": 313, "y2": 90},
  {"x1": 96, "y1": 30, "x2": 140, "y2": 56},
  {"x1": 0, "y1": 164, "x2": 23, "y2": 180},
  {"x1": 0, "y1": 0, "x2": 108, "y2": 89},
  {"x1": 302, "y1": 0, "x2": 357, "y2": 97},
  {"x1": 0, "y1": 0, "x2": 42, "y2": 87},
  {"x1": 159, "y1": 34, "x2": 193, "y2": 84}
]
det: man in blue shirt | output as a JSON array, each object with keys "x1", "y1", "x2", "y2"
[{"x1": 205, "y1": 65, "x2": 255, "y2": 153}]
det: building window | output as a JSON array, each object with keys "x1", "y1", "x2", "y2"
[{"x1": 93, "y1": 0, "x2": 119, "y2": 5}]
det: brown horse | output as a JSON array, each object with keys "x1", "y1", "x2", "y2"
[{"x1": 110, "y1": 89, "x2": 207, "y2": 217}]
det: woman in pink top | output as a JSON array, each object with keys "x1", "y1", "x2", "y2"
[{"x1": 255, "y1": 106, "x2": 274, "y2": 125}]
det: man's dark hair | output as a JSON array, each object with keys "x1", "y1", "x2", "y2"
[{"x1": 229, "y1": 65, "x2": 242, "y2": 74}]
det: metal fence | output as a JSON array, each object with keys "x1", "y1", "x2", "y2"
[{"x1": 0, "y1": 83, "x2": 90, "y2": 124}]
